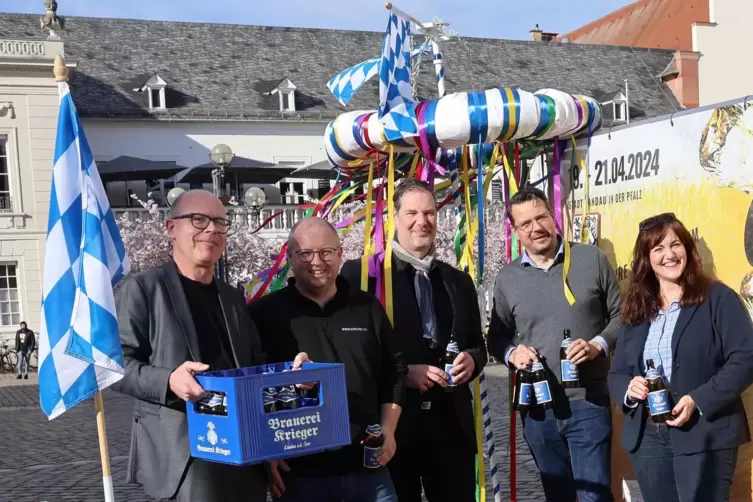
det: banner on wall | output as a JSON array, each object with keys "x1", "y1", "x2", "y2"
[{"x1": 562, "y1": 97, "x2": 753, "y2": 501}]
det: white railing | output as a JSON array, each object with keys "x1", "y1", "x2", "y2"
[
  {"x1": 113, "y1": 204, "x2": 312, "y2": 237},
  {"x1": 113, "y1": 204, "x2": 459, "y2": 237}
]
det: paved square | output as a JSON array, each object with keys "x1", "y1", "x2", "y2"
[{"x1": 0, "y1": 364, "x2": 544, "y2": 501}]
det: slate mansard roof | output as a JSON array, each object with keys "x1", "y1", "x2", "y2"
[{"x1": 0, "y1": 13, "x2": 681, "y2": 122}]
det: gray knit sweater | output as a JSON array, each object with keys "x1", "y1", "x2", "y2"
[{"x1": 488, "y1": 241, "x2": 622, "y2": 400}]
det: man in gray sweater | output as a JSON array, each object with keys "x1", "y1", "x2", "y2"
[{"x1": 488, "y1": 186, "x2": 621, "y2": 502}]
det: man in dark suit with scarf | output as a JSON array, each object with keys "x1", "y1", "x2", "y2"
[{"x1": 340, "y1": 178, "x2": 486, "y2": 502}]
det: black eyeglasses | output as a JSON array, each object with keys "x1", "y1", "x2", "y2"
[
  {"x1": 170, "y1": 213, "x2": 232, "y2": 234},
  {"x1": 638, "y1": 212, "x2": 677, "y2": 232},
  {"x1": 295, "y1": 248, "x2": 340, "y2": 263}
]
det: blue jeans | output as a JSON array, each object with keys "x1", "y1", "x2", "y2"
[
  {"x1": 522, "y1": 397, "x2": 613, "y2": 502},
  {"x1": 273, "y1": 468, "x2": 397, "y2": 502},
  {"x1": 630, "y1": 422, "x2": 737, "y2": 502},
  {"x1": 17, "y1": 351, "x2": 29, "y2": 376}
]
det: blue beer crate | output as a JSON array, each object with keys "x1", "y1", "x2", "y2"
[{"x1": 186, "y1": 361, "x2": 351, "y2": 465}]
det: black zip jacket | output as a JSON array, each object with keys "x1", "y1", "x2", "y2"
[{"x1": 248, "y1": 276, "x2": 407, "y2": 475}]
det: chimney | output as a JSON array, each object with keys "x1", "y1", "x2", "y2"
[
  {"x1": 530, "y1": 24, "x2": 543, "y2": 41},
  {"x1": 529, "y1": 24, "x2": 558, "y2": 42},
  {"x1": 660, "y1": 51, "x2": 700, "y2": 108}
]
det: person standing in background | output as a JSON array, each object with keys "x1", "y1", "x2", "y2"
[
  {"x1": 341, "y1": 179, "x2": 486, "y2": 502},
  {"x1": 487, "y1": 186, "x2": 621, "y2": 502},
  {"x1": 15, "y1": 321, "x2": 35, "y2": 380}
]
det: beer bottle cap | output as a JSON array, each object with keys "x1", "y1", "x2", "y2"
[
  {"x1": 645, "y1": 363, "x2": 662, "y2": 380},
  {"x1": 366, "y1": 424, "x2": 382, "y2": 436}
]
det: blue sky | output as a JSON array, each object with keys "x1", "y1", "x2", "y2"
[{"x1": 0, "y1": 0, "x2": 634, "y2": 40}]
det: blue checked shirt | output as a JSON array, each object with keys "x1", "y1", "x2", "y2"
[
  {"x1": 624, "y1": 301, "x2": 682, "y2": 408},
  {"x1": 503, "y1": 237, "x2": 608, "y2": 366}
]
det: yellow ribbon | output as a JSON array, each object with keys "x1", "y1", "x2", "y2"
[
  {"x1": 329, "y1": 185, "x2": 360, "y2": 215},
  {"x1": 384, "y1": 146, "x2": 396, "y2": 325},
  {"x1": 459, "y1": 148, "x2": 475, "y2": 278},
  {"x1": 563, "y1": 239, "x2": 576, "y2": 305},
  {"x1": 360, "y1": 162, "x2": 375, "y2": 292},
  {"x1": 408, "y1": 153, "x2": 420, "y2": 179},
  {"x1": 501, "y1": 88, "x2": 518, "y2": 142},
  {"x1": 501, "y1": 149, "x2": 519, "y2": 196},
  {"x1": 571, "y1": 136, "x2": 590, "y2": 244}
]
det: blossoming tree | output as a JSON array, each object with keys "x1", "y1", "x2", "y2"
[{"x1": 118, "y1": 194, "x2": 506, "y2": 297}]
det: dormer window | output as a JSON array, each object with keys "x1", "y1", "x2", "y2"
[
  {"x1": 269, "y1": 78, "x2": 297, "y2": 113},
  {"x1": 139, "y1": 74, "x2": 168, "y2": 110},
  {"x1": 601, "y1": 91, "x2": 628, "y2": 125}
]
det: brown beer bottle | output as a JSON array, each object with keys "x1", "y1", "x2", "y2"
[
  {"x1": 645, "y1": 359, "x2": 672, "y2": 423},
  {"x1": 559, "y1": 329, "x2": 579, "y2": 389},
  {"x1": 514, "y1": 369, "x2": 534, "y2": 411}
]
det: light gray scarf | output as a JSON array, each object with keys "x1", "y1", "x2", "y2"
[{"x1": 391, "y1": 241, "x2": 439, "y2": 348}]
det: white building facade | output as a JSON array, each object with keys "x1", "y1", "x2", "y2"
[
  {"x1": 0, "y1": 38, "x2": 67, "y2": 340},
  {"x1": 693, "y1": 0, "x2": 753, "y2": 106}
]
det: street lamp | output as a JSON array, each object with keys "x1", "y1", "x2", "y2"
[
  {"x1": 166, "y1": 186, "x2": 186, "y2": 208},
  {"x1": 210, "y1": 143, "x2": 234, "y2": 198},
  {"x1": 211, "y1": 144, "x2": 234, "y2": 282},
  {"x1": 244, "y1": 186, "x2": 267, "y2": 228}
]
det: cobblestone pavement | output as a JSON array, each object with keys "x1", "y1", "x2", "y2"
[{"x1": 0, "y1": 363, "x2": 544, "y2": 502}]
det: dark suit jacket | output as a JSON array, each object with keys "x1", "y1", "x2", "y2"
[
  {"x1": 608, "y1": 281, "x2": 753, "y2": 455},
  {"x1": 111, "y1": 261, "x2": 266, "y2": 500},
  {"x1": 340, "y1": 255, "x2": 486, "y2": 453}
]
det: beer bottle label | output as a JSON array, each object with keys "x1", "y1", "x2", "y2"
[
  {"x1": 533, "y1": 380, "x2": 552, "y2": 404},
  {"x1": 277, "y1": 387, "x2": 297, "y2": 404},
  {"x1": 519, "y1": 383, "x2": 533, "y2": 405},
  {"x1": 364, "y1": 446, "x2": 380, "y2": 468},
  {"x1": 561, "y1": 359, "x2": 579, "y2": 382},
  {"x1": 648, "y1": 389, "x2": 671, "y2": 415},
  {"x1": 263, "y1": 389, "x2": 276, "y2": 407},
  {"x1": 444, "y1": 363, "x2": 456, "y2": 386},
  {"x1": 199, "y1": 393, "x2": 223, "y2": 409}
]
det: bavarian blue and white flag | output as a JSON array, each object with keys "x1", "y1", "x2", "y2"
[
  {"x1": 39, "y1": 81, "x2": 129, "y2": 420},
  {"x1": 378, "y1": 11, "x2": 418, "y2": 142},
  {"x1": 328, "y1": 56, "x2": 379, "y2": 107},
  {"x1": 328, "y1": 45, "x2": 431, "y2": 107}
]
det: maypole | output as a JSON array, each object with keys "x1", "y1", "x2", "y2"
[{"x1": 244, "y1": 7, "x2": 603, "y2": 502}]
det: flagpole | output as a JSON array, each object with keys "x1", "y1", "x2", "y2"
[
  {"x1": 53, "y1": 54, "x2": 116, "y2": 502},
  {"x1": 96, "y1": 392, "x2": 115, "y2": 502}
]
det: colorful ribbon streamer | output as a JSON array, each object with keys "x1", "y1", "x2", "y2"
[{"x1": 384, "y1": 146, "x2": 396, "y2": 325}]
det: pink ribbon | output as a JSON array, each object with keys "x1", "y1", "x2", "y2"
[{"x1": 552, "y1": 138, "x2": 563, "y2": 234}]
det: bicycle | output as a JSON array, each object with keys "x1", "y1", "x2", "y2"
[
  {"x1": 0, "y1": 342, "x2": 18, "y2": 373},
  {"x1": 28, "y1": 345, "x2": 38, "y2": 371}
]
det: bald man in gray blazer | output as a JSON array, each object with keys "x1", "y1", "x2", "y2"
[{"x1": 112, "y1": 190, "x2": 267, "y2": 501}]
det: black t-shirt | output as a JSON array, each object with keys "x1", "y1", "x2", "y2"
[
  {"x1": 179, "y1": 275, "x2": 234, "y2": 371},
  {"x1": 248, "y1": 277, "x2": 407, "y2": 476}
]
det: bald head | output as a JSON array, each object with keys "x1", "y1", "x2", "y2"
[
  {"x1": 166, "y1": 189, "x2": 228, "y2": 282},
  {"x1": 170, "y1": 189, "x2": 225, "y2": 219},
  {"x1": 287, "y1": 217, "x2": 340, "y2": 254},
  {"x1": 287, "y1": 217, "x2": 342, "y2": 300}
]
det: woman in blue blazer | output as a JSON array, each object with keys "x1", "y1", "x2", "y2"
[{"x1": 608, "y1": 213, "x2": 753, "y2": 502}]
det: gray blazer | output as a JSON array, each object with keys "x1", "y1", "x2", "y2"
[{"x1": 112, "y1": 260, "x2": 266, "y2": 500}]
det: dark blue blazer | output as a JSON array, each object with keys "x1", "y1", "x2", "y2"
[{"x1": 608, "y1": 281, "x2": 753, "y2": 455}]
